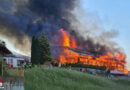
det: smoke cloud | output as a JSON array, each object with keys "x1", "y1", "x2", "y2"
[
  {"x1": 70, "y1": 3, "x2": 124, "y2": 55},
  {"x1": 0, "y1": 0, "x2": 125, "y2": 56},
  {"x1": 0, "y1": 0, "x2": 77, "y2": 56}
]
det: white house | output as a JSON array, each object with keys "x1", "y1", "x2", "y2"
[{"x1": 2, "y1": 54, "x2": 25, "y2": 68}]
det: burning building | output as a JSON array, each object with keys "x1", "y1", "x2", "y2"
[
  {"x1": 0, "y1": 0, "x2": 128, "y2": 74},
  {"x1": 53, "y1": 29, "x2": 128, "y2": 74}
]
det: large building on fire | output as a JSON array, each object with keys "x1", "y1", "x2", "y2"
[{"x1": 54, "y1": 29, "x2": 128, "y2": 74}]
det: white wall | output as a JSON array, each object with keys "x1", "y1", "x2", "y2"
[{"x1": 2, "y1": 57, "x2": 25, "y2": 68}]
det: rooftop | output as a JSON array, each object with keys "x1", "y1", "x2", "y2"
[{"x1": 0, "y1": 41, "x2": 12, "y2": 55}]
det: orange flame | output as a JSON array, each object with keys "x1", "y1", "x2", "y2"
[
  {"x1": 58, "y1": 28, "x2": 128, "y2": 74},
  {"x1": 60, "y1": 28, "x2": 70, "y2": 47},
  {"x1": 60, "y1": 28, "x2": 77, "y2": 48}
]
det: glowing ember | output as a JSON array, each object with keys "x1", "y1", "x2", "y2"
[{"x1": 58, "y1": 28, "x2": 128, "y2": 74}]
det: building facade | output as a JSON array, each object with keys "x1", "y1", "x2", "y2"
[{"x1": 2, "y1": 55, "x2": 25, "y2": 68}]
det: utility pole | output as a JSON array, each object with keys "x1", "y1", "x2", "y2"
[
  {"x1": 0, "y1": 56, "x2": 3, "y2": 76},
  {"x1": 1, "y1": 59, "x2": 3, "y2": 76}
]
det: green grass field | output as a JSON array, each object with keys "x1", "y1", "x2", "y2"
[
  {"x1": 24, "y1": 67, "x2": 130, "y2": 90},
  {"x1": 7, "y1": 69, "x2": 24, "y2": 77}
]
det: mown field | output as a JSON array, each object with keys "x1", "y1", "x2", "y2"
[{"x1": 24, "y1": 67, "x2": 130, "y2": 90}]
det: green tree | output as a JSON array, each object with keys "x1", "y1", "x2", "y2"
[
  {"x1": 38, "y1": 32, "x2": 53, "y2": 64},
  {"x1": 31, "y1": 36, "x2": 40, "y2": 65},
  {"x1": 31, "y1": 32, "x2": 53, "y2": 65}
]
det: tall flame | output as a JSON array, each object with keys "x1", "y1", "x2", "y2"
[
  {"x1": 60, "y1": 28, "x2": 77, "y2": 48},
  {"x1": 58, "y1": 28, "x2": 128, "y2": 74},
  {"x1": 60, "y1": 28, "x2": 70, "y2": 47}
]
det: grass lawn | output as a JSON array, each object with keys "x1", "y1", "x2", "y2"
[
  {"x1": 7, "y1": 68, "x2": 24, "y2": 77},
  {"x1": 24, "y1": 67, "x2": 130, "y2": 90}
]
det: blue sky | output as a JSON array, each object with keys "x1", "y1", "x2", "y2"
[{"x1": 81, "y1": 0, "x2": 130, "y2": 70}]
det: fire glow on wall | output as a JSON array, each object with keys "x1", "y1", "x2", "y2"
[{"x1": 56, "y1": 28, "x2": 128, "y2": 74}]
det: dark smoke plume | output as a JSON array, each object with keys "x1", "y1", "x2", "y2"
[
  {"x1": 0, "y1": 0, "x2": 77, "y2": 55},
  {"x1": 70, "y1": 5, "x2": 125, "y2": 55},
  {"x1": 29, "y1": 0, "x2": 77, "y2": 30},
  {"x1": 0, "y1": 0, "x2": 125, "y2": 56}
]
